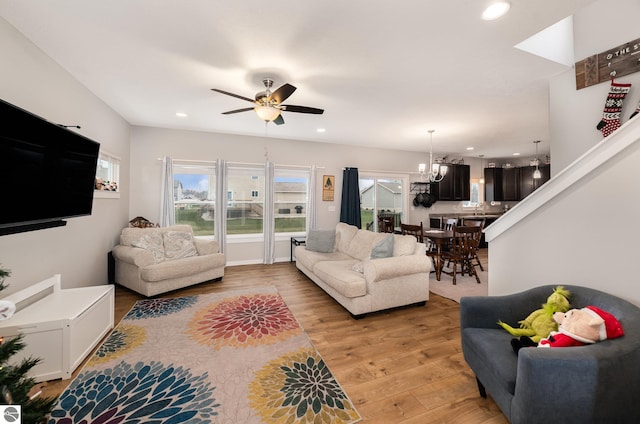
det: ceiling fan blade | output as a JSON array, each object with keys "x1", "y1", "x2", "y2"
[
  {"x1": 211, "y1": 88, "x2": 256, "y2": 104},
  {"x1": 273, "y1": 115, "x2": 285, "y2": 125},
  {"x1": 281, "y1": 105, "x2": 324, "y2": 114},
  {"x1": 222, "y1": 107, "x2": 254, "y2": 115},
  {"x1": 269, "y1": 83, "x2": 296, "y2": 104}
]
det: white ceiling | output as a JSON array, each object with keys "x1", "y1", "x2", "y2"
[{"x1": 0, "y1": 0, "x2": 596, "y2": 159}]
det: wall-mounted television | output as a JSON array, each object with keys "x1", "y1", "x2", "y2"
[{"x1": 0, "y1": 98, "x2": 100, "y2": 236}]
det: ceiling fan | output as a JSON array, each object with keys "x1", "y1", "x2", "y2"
[{"x1": 211, "y1": 78, "x2": 324, "y2": 125}]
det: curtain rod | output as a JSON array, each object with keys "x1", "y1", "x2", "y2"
[
  {"x1": 157, "y1": 158, "x2": 324, "y2": 169},
  {"x1": 354, "y1": 168, "x2": 411, "y2": 175},
  {"x1": 157, "y1": 158, "x2": 215, "y2": 165}
]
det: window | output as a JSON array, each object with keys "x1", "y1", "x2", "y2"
[
  {"x1": 274, "y1": 167, "x2": 309, "y2": 234},
  {"x1": 95, "y1": 151, "x2": 120, "y2": 198},
  {"x1": 170, "y1": 162, "x2": 310, "y2": 242},
  {"x1": 173, "y1": 162, "x2": 216, "y2": 236},
  {"x1": 227, "y1": 165, "x2": 264, "y2": 236},
  {"x1": 463, "y1": 179, "x2": 482, "y2": 208},
  {"x1": 359, "y1": 175, "x2": 406, "y2": 231}
]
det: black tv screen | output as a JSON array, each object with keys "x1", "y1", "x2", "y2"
[{"x1": 0, "y1": 98, "x2": 100, "y2": 235}]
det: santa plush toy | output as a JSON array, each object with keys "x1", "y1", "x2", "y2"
[
  {"x1": 538, "y1": 305, "x2": 624, "y2": 348},
  {"x1": 511, "y1": 305, "x2": 624, "y2": 353}
]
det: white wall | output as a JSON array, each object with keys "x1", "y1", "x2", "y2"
[
  {"x1": 550, "y1": 0, "x2": 640, "y2": 171},
  {"x1": 488, "y1": 0, "x2": 640, "y2": 305},
  {"x1": 0, "y1": 17, "x2": 130, "y2": 293},
  {"x1": 488, "y1": 120, "x2": 640, "y2": 305},
  {"x1": 130, "y1": 126, "x2": 491, "y2": 264}
]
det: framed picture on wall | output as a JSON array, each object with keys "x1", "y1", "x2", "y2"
[{"x1": 323, "y1": 175, "x2": 335, "y2": 201}]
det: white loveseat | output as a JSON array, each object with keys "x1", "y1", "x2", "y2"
[
  {"x1": 295, "y1": 222, "x2": 431, "y2": 318},
  {"x1": 112, "y1": 225, "x2": 225, "y2": 297}
]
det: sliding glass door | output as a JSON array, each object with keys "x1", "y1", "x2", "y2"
[{"x1": 359, "y1": 175, "x2": 406, "y2": 232}]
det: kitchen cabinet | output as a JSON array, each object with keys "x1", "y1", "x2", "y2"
[
  {"x1": 502, "y1": 167, "x2": 519, "y2": 201},
  {"x1": 519, "y1": 165, "x2": 550, "y2": 199},
  {"x1": 437, "y1": 164, "x2": 470, "y2": 201},
  {"x1": 485, "y1": 165, "x2": 550, "y2": 202},
  {"x1": 484, "y1": 168, "x2": 503, "y2": 202}
]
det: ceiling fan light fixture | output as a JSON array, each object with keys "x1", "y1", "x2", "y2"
[
  {"x1": 482, "y1": 1, "x2": 511, "y2": 20},
  {"x1": 254, "y1": 105, "x2": 281, "y2": 122}
]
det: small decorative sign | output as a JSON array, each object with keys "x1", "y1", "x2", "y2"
[
  {"x1": 322, "y1": 175, "x2": 335, "y2": 201},
  {"x1": 575, "y1": 37, "x2": 640, "y2": 90}
]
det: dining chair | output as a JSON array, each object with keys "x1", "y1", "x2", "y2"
[
  {"x1": 400, "y1": 222, "x2": 424, "y2": 243},
  {"x1": 461, "y1": 218, "x2": 485, "y2": 271},
  {"x1": 378, "y1": 215, "x2": 395, "y2": 233},
  {"x1": 439, "y1": 218, "x2": 458, "y2": 255},
  {"x1": 403, "y1": 222, "x2": 438, "y2": 272},
  {"x1": 441, "y1": 225, "x2": 482, "y2": 285},
  {"x1": 442, "y1": 218, "x2": 458, "y2": 230}
]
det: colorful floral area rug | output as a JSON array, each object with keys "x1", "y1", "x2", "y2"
[{"x1": 48, "y1": 287, "x2": 361, "y2": 424}]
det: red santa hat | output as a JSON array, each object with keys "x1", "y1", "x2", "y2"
[{"x1": 583, "y1": 305, "x2": 624, "y2": 341}]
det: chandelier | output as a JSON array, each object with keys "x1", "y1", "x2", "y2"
[
  {"x1": 418, "y1": 130, "x2": 448, "y2": 182},
  {"x1": 533, "y1": 140, "x2": 541, "y2": 179}
]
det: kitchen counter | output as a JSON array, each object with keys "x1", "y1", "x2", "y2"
[{"x1": 429, "y1": 213, "x2": 503, "y2": 247}]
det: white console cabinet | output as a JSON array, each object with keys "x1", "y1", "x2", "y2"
[{"x1": 0, "y1": 274, "x2": 114, "y2": 382}]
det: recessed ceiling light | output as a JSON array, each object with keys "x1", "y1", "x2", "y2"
[
  {"x1": 316, "y1": 128, "x2": 326, "y2": 133},
  {"x1": 513, "y1": 152, "x2": 521, "y2": 156},
  {"x1": 466, "y1": 147, "x2": 475, "y2": 151},
  {"x1": 482, "y1": 1, "x2": 511, "y2": 20},
  {"x1": 175, "y1": 112, "x2": 188, "y2": 118}
]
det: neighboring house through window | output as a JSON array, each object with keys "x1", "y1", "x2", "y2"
[
  {"x1": 359, "y1": 174, "x2": 407, "y2": 231},
  {"x1": 172, "y1": 161, "x2": 216, "y2": 236}
]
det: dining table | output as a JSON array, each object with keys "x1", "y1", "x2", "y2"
[{"x1": 423, "y1": 228, "x2": 453, "y2": 281}]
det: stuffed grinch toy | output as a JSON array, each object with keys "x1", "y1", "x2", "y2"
[
  {"x1": 511, "y1": 305, "x2": 624, "y2": 352},
  {"x1": 498, "y1": 286, "x2": 571, "y2": 343}
]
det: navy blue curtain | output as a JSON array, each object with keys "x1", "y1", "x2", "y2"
[{"x1": 340, "y1": 167, "x2": 361, "y2": 228}]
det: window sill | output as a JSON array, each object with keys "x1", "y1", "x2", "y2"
[{"x1": 94, "y1": 191, "x2": 120, "y2": 199}]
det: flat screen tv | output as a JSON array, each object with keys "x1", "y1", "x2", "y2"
[{"x1": 0, "y1": 98, "x2": 100, "y2": 236}]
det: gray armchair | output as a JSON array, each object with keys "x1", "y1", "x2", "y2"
[{"x1": 460, "y1": 285, "x2": 640, "y2": 424}]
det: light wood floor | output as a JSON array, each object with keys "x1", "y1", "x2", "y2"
[{"x1": 41, "y1": 249, "x2": 507, "y2": 423}]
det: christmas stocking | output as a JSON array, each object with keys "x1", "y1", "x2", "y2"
[{"x1": 596, "y1": 80, "x2": 631, "y2": 137}]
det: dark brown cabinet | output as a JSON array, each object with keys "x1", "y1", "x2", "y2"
[
  {"x1": 484, "y1": 168, "x2": 503, "y2": 203},
  {"x1": 519, "y1": 165, "x2": 550, "y2": 199},
  {"x1": 502, "y1": 167, "x2": 519, "y2": 201},
  {"x1": 485, "y1": 165, "x2": 550, "y2": 202},
  {"x1": 437, "y1": 164, "x2": 470, "y2": 201}
]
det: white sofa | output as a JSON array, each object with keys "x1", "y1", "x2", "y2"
[
  {"x1": 112, "y1": 225, "x2": 225, "y2": 297},
  {"x1": 295, "y1": 222, "x2": 431, "y2": 318}
]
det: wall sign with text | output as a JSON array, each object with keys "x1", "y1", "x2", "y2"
[{"x1": 575, "y1": 37, "x2": 640, "y2": 90}]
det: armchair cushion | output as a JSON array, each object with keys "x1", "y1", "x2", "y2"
[
  {"x1": 141, "y1": 254, "x2": 226, "y2": 282},
  {"x1": 131, "y1": 233, "x2": 165, "y2": 263},
  {"x1": 163, "y1": 231, "x2": 198, "y2": 260}
]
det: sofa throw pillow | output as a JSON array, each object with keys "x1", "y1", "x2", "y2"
[
  {"x1": 305, "y1": 229, "x2": 335, "y2": 253},
  {"x1": 163, "y1": 231, "x2": 198, "y2": 260},
  {"x1": 370, "y1": 234, "x2": 394, "y2": 259},
  {"x1": 131, "y1": 233, "x2": 165, "y2": 263}
]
